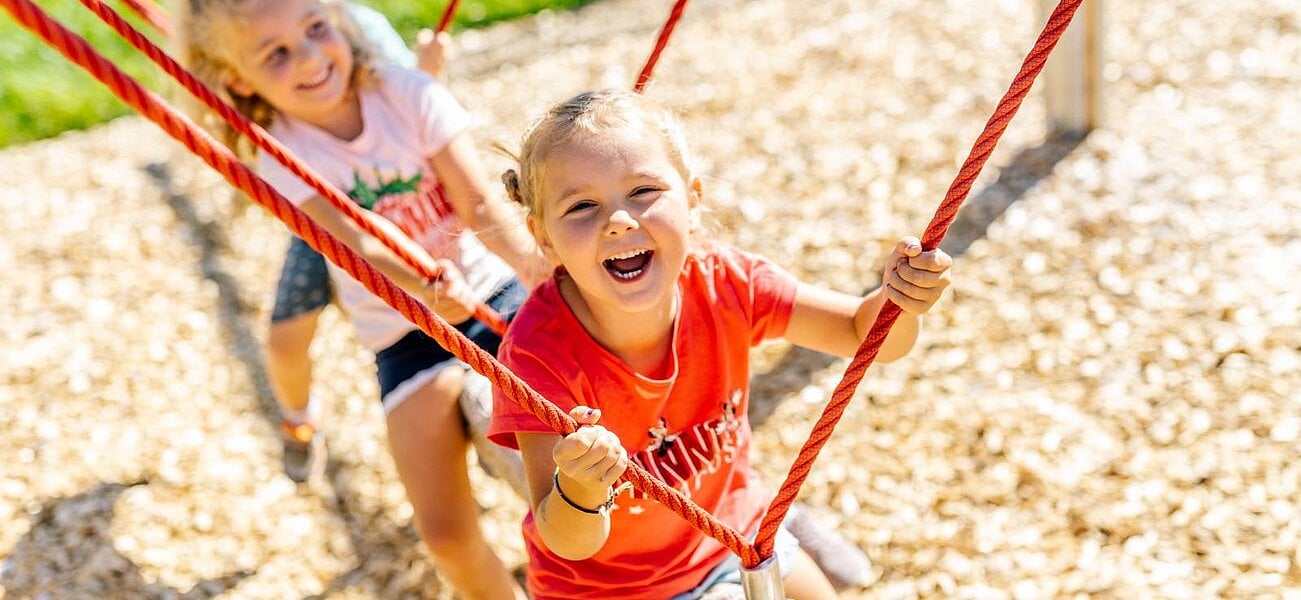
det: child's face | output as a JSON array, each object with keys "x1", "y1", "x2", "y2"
[
  {"x1": 531, "y1": 128, "x2": 700, "y2": 318},
  {"x1": 221, "y1": 0, "x2": 354, "y2": 124}
]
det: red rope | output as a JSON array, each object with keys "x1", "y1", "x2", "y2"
[
  {"x1": 752, "y1": 0, "x2": 1087, "y2": 561},
  {"x1": 3, "y1": 0, "x2": 757, "y2": 566},
  {"x1": 436, "y1": 0, "x2": 461, "y2": 33},
  {"x1": 634, "y1": 0, "x2": 689, "y2": 93},
  {"x1": 118, "y1": 0, "x2": 169, "y2": 36},
  {"x1": 76, "y1": 0, "x2": 507, "y2": 335}
]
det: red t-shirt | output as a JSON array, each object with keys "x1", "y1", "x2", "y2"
[{"x1": 488, "y1": 242, "x2": 798, "y2": 599}]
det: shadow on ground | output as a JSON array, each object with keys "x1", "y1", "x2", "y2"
[
  {"x1": 0, "y1": 481, "x2": 252, "y2": 599},
  {"x1": 749, "y1": 132, "x2": 1085, "y2": 428},
  {"x1": 144, "y1": 163, "x2": 438, "y2": 598}
]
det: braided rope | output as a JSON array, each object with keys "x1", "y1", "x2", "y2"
[
  {"x1": 78, "y1": 0, "x2": 507, "y2": 335},
  {"x1": 118, "y1": 0, "x2": 170, "y2": 36},
  {"x1": 2, "y1": 0, "x2": 757, "y2": 565},
  {"x1": 634, "y1": 0, "x2": 690, "y2": 92},
  {"x1": 436, "y1": 0, "x2": 461, "y2": 33},
  {"x1": 752, "y1": 0, "x2": 1087, "y2": 561}
]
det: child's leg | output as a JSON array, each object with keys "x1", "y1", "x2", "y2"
[
  {"x1": 384, "y1": 367, "x2": 523, "y2": 600},
  {"x1": 267, "y1": 236, "x2": 332, "y2": 416},
  {"x1": 267, "y1": 309, "x2": 321, "y2": 414},
  {"x1": 780, "y1": 548, "x2": 837, "y2": 600}
]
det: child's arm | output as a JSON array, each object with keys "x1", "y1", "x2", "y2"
[
  {"x1": 297, "y1": 196, "x2": 477, "y2": 323},
  {"x1": 784, "y1": 236, "x2": 952, "y2": 360},
  {"x1": 415, "y1": 29, "x2": 454, "y2": 82},
  {"x1": 429, "y1": 134, "x2": 551, "y2": 288},
  {"x1": 516, "y1": 407, "x2": 628, "y2": 561}
]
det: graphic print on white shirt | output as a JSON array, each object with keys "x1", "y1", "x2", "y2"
[{"x1": 347, "y1": 169, "x2": 462, "y2": 261}]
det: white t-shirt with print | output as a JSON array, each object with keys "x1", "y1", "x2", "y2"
[{"x1": 258, "y1": 65, "x2": 513, "y2": 351}]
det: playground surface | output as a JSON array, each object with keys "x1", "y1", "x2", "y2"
[{"x1": 1, "y1": 0, "x2": 1297, "y2": 597}]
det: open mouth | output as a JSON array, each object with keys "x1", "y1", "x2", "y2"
[
  {"x1": 602, "y1": 249, "x2": 653, "y2": 281},
  {"x1": 298, "y1": 65, "x2": 333, "y2": 90}
]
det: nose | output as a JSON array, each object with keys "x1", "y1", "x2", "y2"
[
  {"x1": 604, "y1": 209, "x2": 639, "y2": 237},
  {"x1": 299, "y1": 40, "x2": 326, "y2": 67}
]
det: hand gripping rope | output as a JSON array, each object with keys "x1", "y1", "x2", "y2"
[
  {"x1": 108, "y1": 0, "x2": 509, "y2": 335},
  {"x1": 5, "y1": 0, "x2": 1085, "y2": 573},
  {"x1": 4, "y1": 0, "x2": 759, "y2": 565},
  {"x1": 751, "y1": 0, "x2": 1086, "y2": 560}
]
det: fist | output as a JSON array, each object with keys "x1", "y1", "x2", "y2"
[
  {"x1": 883, "y1": 236, "x2": 952, "y2": 315},
  {"x1": 553, "y1": 407, "x2": 629, "y2": 499},
  {"x1": 420, "y1": 258, "x2": 476, "y2": 325},
  {"x1": 416, "y1": 29, "x2": 455, "y2": 81}
]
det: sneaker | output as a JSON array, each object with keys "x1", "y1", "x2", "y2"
[
  {"x1": 280, "y1": 419, "x2": 325, "y2": 483},
  {"x1": 458, "y1": 371, "x2": 529, "y2": 499},
  {"x1": 785, "y1": 503, "x2": 874, "y2": 591}
]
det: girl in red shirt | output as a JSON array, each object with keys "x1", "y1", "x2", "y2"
[{"x1": 489, "y1": 90, "x2": 953, "y2": 599}]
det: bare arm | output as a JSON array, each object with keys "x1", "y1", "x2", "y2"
[
  {"x1": 298, "y1": 196, "x2": 434, "y2": 292},
  {"x1": 515, "y1": 407, "x2": 628, "y2": 561},
  {"x1": 429, "y1": 132, "x2": 551, "y2": 289},
  {"x1": 783, "y1": 237, "x2": 951, "y2": 360},
  {"x1": 297, "y1": 196, "x2": 476, "y2": 322},
  {"x1": 783, "y1": 284, "x2": 921, "y2": 361}
]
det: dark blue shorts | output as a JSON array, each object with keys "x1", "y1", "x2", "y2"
[
  {"x1": 270, "y1": 236, "x2": 332, "y2": 322},
  {"x1": 374, "y1": 279, "x2": 527, "y2": 412}
]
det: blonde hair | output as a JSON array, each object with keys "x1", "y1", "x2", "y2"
[
  {"x1": 501, "y1": 90, "x2": 694, "y2": 218},
  {"x1": 174, "y1": 0, "x2": 378, "y2": 159}
]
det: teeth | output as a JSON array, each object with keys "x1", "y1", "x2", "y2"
[
  {"x1": 613, "y1": 268, "x2": 643, "y2": 280},
  {"x1": 304, "y1": 67, "x2": 330, "y2": 86},
  {"x1": 606, "y1": 249, "x2": 648, "y2": 261}
]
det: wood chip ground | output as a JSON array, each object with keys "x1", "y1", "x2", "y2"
[{"x1": 1, "y1": 0, "x2": 1297, "y2": 597}]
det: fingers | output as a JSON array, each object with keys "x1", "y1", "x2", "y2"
[
  {"x1": 416, "y1": 27, "x2": 434, "y2": 46},
  {"x1": 569, "y1": 405, "x2": 602, "y2": 426},
  {"x1": 435, "y1": 31, "x2": 455, "y2": 58},
  {"x1": 883, "y1": 240, "x2": 952, "y2": 315},
  {"x1": 553, "y1": 423, "x2": 628, "y2": 489},
  {"x1": 894, "y1": 255, "x2": 952, "y2": 288},
  {"x1": 894, "y1": 236, "x2": 922, "y2": 258},
  {"x1": 422, "y1": 260, "x2": 477, "y2": 324}
]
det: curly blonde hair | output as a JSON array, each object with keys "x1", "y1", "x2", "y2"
[
  {"x1": 173, "y1": 0, "x2": 378, "y2": 159},
  {"x1": 500, "y1": 90, "x2": 695, "y2": 219}
]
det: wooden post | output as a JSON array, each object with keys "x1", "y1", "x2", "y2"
[{"x1": 1039, "y1": 0, "x2": 1103, "y2": 135}]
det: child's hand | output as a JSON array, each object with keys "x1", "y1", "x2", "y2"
[
  {"x1": 883, "y1": 236, "x2": 952, "y2": 315},
  {"x1": 421, "y1": 259, "x2": 476, "y2": 324},
  {"x1": 553, "y1": 407, "x2": 628, "y2": 506},
  {"x1": 415, "y1": 29, "x2": 455, "y2": 82}
]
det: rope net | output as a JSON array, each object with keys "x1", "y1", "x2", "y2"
[{"x1": 7, "y1": 0, "x2": 1085, "y2": 571}]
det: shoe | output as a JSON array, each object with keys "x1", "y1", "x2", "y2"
[
  {"x1": 458, "y1": 371, "x2": 529, "y2": 500},
  {"x1": 785, "y1": 503, "x2": 874, "y2": 591},
  {"x1": 280, "y1": 419, "x2": 325, "y2": 483}
]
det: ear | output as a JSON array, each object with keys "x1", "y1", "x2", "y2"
[
  {"x1": 225, "y1": 72, "x2": 255, "y2": 98},
  {"x1": 687, "y1": 177, "x2": 704, "y2": 230},
  {"x1": 526, "y1": 214, "x2": 562, "y2": 267},
  {"x1": 688, "y1": 177, "x2": 704, "y2": 208}
]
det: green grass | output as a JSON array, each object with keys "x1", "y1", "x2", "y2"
[{"x1": 0, "y1": 0, "x2": 594, "y2": 148}]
